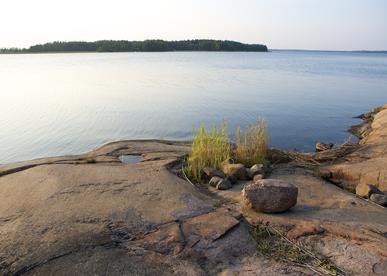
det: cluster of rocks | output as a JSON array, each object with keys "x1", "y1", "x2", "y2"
[
  {"x1": 203, "y1": 159, "x2": 298, "y2": 213},
  {"x1": 356, "y1": 183, "x2": 387, "y2": 207},
  {"x1": 203, "y1": 159, "x2": 266, "y2": 190},
  {"x1": 320, "y1": 105, "x2": 387, "y2": 207}
]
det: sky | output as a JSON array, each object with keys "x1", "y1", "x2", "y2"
[{"x1": 0, "y1": 0, "x2": 386, "y2": 50}]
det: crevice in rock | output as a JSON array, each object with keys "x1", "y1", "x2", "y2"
[
  {"x1": 212, "y1": 219, "x2": 242, "y2": 242},
  {"x1": 11, "y1": 241, "x2": 120, "y2": 276}
]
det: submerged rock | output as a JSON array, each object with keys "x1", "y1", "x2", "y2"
[
  {"x1": 370, "y1": 193, "x2": 387, "y2": 206},
  {"x1": 242, "y1": 179, "x2": 298, "y2": 213}
]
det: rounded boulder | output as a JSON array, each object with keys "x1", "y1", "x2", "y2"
[{"x1": 242, "y1": 179, "x2": 298, "y2": 213}]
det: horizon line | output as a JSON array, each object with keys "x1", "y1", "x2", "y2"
[
  {"x1": 272, "y1": 48, "x2": 387, "y2": 53},
  {"x1": 1, "y1": 39, "x2": 386, "y2": 53}
]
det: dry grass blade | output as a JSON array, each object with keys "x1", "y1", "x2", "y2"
[
  {"x1": 184, "y1": 123, "x2": 231, "y2": 182},
  {"x1": 184, "y1": 120, "x2": 269, "y2": 183},
  {"x1": 313, "y1": 141, "x2": 359, "y2": 162},
  {"x1": 235, "y1": 119, "x2": 268, "y2": 167},
  {"x1": 271, "y1": 141, "x2": 359, "y2": 168},
  {"x1": 252, "y1": 224, "x2": 346, "y2": 276}
]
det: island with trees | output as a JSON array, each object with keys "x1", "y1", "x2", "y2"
[{"x1": 0, "y1": 39, "x2": 268, "y2": 54}]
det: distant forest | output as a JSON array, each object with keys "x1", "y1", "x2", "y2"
[{"x1": 0, "y1": 40, "x2": 268, "y2": 53}]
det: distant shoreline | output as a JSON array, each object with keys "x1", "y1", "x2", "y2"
[
  {"x1": 0, "y1": 39, "x2": 268, "y2": 54},
  {"x1": 2, "y1": 49, "x2": 386, "y2": 55},
  {"x1": 0, "y1": 51, "x2": 272, "y2": 55}
]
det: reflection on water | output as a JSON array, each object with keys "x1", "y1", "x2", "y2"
[
  {"x1": 119, "y1": 155, "x2": 144, "y2": 164},
  {"x1": 0, "y1": 51, "x2": 386, "y2": 163}
]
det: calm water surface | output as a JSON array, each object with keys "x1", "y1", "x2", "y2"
[{"x1": 1, "y1": 51, "x2": 386, "y2": 163}]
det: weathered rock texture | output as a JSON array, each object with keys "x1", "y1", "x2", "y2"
[
  {"x1": 247, "y1": 164, "x2": 265, "y2": 179},
  {"x1": 209, "y1": 176, "x2": 223, "y2": 187},
  {"x1": 2, "y1": 105, "x2": 387, "y2": 275},
  {"x1": 242, "y1": 179, "x2": 298, "y2": 213},
  {"x1": 216, "y1": 179, "x2": 232, "y2": 190},
  {"x1": 0, "y1": 140, "x2": 310, "y2": 275},
  {"x1": 320, "y1": 104, "x2": 387, "y2": 192},
  {"x1": 221, "y1": 160, "x2": 248, "y2": 180},
  {"x1": 356, "y1": 183, "x2": 383, "y2": 198},
  {"x1": 253, "y1": 174, "x2": 264, "y2": 182},
  {"x1": 214, "y1": 165, "x2": 387, "y2": 275},
  {"x1": 202, "y1": 167, "x2": 226, "y2": 180},
  {"x1": 370, "y1": 193, "x2": 387, "y2": 206}
]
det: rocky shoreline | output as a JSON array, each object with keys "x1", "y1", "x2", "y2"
[
  {"x1": 1, "y1": 106, "x2": 387, "y2": 275},
  {"x1": 320, "y1": 104, "x2": 387, "y2": 196}
]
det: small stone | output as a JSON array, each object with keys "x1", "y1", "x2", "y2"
[
  {"x1": 370, "y1": 193, "x2": 387, "y2": 206},
  {"x1": 253, "y1": 174, "x2": 264, "y2": 182},
  {"x1": 356, "y1": 183, "x2": 382, "y2": 198},
  {"x1": 216, "y1": 179, "x2": 232, "y2": 190},
  {"x1": 242, "y1": 179, "x2": 298, "y2": 213},
  {"x1": 221, "y1": 161, "x2": 247, "y2": 180},
  {"x1": 248, "y1": 164, "x2": 264, "y2": 179},
  {"x1": 202, "y1": 167, "x2": 226, "y2": 180},
  {"x1": 286, "y1": 222, "x2": 325, "y2": 240},
  {"x1": 209, "y1": 176, "x2": 223, "y2": 187},
  {"x1": 225, "y1": 175, "x2": 237, "y2": 185}
]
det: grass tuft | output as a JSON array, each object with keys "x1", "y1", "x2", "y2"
[
  {"x1": 184, "y1": 119, "x2": 269, "y2": 183},
  {"x1": 235, "y1": 119, "x2": 268, "y2": 167},
  {"x1": 184, "y1": 123, "x2": 231, "y2": 183}
]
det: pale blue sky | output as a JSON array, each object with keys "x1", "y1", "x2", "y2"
[{"x1": 0, "y1": 0, "x2": 386, "y2": 50}]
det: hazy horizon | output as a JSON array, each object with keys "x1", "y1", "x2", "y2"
[
  {"x1": 2, "y1": 39, "x2": 387, "y2": 53},
  {"x1": 1, "y1": 0, "x2": 386, "y2": 51}
]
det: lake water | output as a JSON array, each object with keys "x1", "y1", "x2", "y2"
[{"x1": 1, "y1": 51, "x2": 386, "y2": 163}]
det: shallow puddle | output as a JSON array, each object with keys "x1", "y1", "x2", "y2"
[{"x1": 119, "y1": 155, "x2": 144, "y2": 164}]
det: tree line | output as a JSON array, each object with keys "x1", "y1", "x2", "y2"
[{"x1": 0, "y1": 40, "x2": 268, "y2": 53}]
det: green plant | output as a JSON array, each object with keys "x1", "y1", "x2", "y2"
[
  {"x1": 184, "y1": 123, "x2": 231, "y2": 183},
  {"x1": 235, "y1": 119, "x2": 268, "y2": 167}
]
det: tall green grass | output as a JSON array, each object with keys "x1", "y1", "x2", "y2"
[
  {"x1": 185, "y1": 124, "x2": 231, "y2": 183},
  {"x1": 235, "y1": 119, "x2": 268, "y2": 167},
  {"x1": 184, "y1": 120, "x2": 268, "y2": 182}
]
